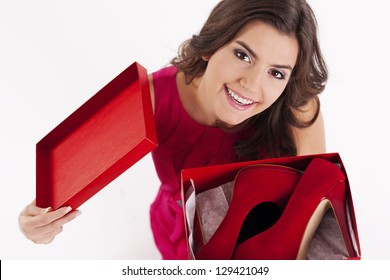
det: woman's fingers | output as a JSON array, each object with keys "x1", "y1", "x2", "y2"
[{"x1": 19, "y1": 200, "x2": 81, "y2": 244}]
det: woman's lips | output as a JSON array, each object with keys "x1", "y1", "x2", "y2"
[{"x1": 225, "y1": 85, "x2": 256, "y2": 110}]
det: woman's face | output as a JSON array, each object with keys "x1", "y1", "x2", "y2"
[{"x1": 197, "y1": 21, "x2": 299, "y2": 127}]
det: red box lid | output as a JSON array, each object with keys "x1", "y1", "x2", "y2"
[{"x1": 36, "y1": 62, "x2": 158, "y2": 209}]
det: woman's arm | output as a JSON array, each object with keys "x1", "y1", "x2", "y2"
[{"x1": 291, "y1": 100, "x2": 326, "y2": 156}]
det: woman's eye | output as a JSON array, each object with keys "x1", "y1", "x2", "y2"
[
  {"x1": 234, "y1": 50, "x2": 251, "y2": 63},
  {"x1": 270, "y1": 69, "x2": 285, "y2": 80}
]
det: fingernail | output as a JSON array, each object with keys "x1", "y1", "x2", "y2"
[
  {"x1": 44, "y1": 207, "x2": 52, "y2": 213},
  {"x1": 65, "y1": 206, "x2": 72, "y2": 214},
  {"x1": 75, "y1": 210, "x2": 82, "y2": 216}
]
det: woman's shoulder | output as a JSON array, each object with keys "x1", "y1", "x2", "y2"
[
  {"x1": 151, "y1": 65, "x2": 178, "y2": 85},
  {"x1": 150, "y1": 65, "x2": 179, "y2": 107},
  {"x1": 148, "y1": 65, "x2": 179, "y2": 113},
  {"x1": 149, "y1": 65, "x2": 182, "y2": 142}
]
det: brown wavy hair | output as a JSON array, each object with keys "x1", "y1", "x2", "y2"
[{"x1": 171, "y1": 0, "x2": 328, "y2": 159}]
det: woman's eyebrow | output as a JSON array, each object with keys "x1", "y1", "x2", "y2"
[
  {"x1": 271, "y1": 64, "x2": 293, "y2": 71},
  {"x1": 236, "y1": 40, "x2": 293, "y2": 71},
  {"x1": 236, "y1": 40, "x2": 258, "y2": 59}
]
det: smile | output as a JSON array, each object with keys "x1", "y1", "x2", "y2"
[{"x1": 225, "y1": 86, "x2": 255, "y2": 106}]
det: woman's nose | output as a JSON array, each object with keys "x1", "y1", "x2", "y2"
[{"x1": 240, "y1": 70, "x2": 264, "y2": 100}]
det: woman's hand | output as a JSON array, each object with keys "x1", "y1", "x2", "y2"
[{"x1": 18, "y1": 200, "x2": 80, "y2": 244}]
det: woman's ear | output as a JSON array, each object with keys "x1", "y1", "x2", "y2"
[{"x1": 202, "y1": 55, "x2": 210, "y2": 62}]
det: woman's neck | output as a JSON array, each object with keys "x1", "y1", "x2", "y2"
[{"x1": 176, "y1": 71, "x2": 214, "y2": 126}]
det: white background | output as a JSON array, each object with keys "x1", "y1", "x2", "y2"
[{"x1": 0, "y1": 0, "x2": 389, "y2": 260}]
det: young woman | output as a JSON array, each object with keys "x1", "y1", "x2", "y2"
[{"x1": 19, "y1": 0, "x2": 327, "y2": 259}]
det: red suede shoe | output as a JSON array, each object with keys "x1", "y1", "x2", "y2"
[
  {"x1": 232, "y1": 158, "x2": 360, "y2": 259},
  {"x1": 195, "y1": 164, "x2": 302, "y2": 259}
]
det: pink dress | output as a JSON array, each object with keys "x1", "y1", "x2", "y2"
[{"x1": 150, "y1": 66, "x2": 245, "y2": 259}]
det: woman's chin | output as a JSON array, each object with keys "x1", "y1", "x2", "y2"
[{"x1": 214, "y1": 118, "x2": 250, "y2": 133}]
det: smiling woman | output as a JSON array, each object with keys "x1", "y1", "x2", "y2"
[
  {"x1": 18, "y1": 0, "x2": 328, "y2": 260},
  {"x1": 182, "y1": 21, "x2": 299, "y2": 127},
  {"x1": 172, "y1": 0, "x2": 327, "y2": 159}
]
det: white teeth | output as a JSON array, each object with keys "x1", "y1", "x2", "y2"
[{"x1": 226, "y1": 87, "x2": 254, "y2": 105}]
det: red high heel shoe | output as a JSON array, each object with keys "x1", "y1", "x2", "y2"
[
  {"x1": 232, "y1": 158, "x2": 360, "y2": 260},
  {"x1": 195, "y1": 164, "x2": 302, "y2": 259}
]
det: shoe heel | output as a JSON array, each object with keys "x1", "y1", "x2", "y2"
[
  {"x1": 297, "y1": 178, "x2": 360, "y2": 259},
  {"x1": 233, "y1": 158, "x2": 354, "y2": 260}
]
